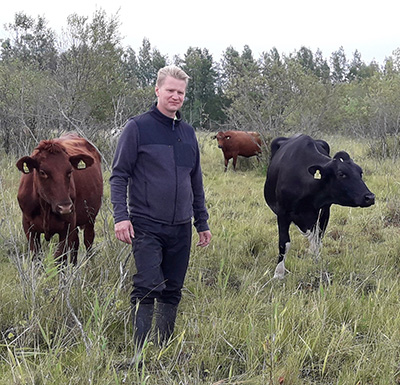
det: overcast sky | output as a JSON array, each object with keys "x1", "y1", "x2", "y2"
[{"x1": 0, "y1": 0, "x2": 398, "y2": 65}]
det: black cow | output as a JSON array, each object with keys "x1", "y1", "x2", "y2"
[{"x1": 264, "y1": 134, "x2": 375, "y2": 279}]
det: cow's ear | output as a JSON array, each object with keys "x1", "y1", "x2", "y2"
[
  {"x1": 70, "y1": 154, "x2": 94, "y2": 170},
  {"x1": 16, "y1": 156, "x2": 38, "y2": 174},
  {"x1": 333, "y1": 151, "x2": 350, "y2": 162},
  {"x1": 308, "y1": 165, "x2": 323, "y2": 180}
]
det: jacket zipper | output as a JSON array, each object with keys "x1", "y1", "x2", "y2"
[{"x1": 172, "y1": 119, "x2": 178, "y2": 224}]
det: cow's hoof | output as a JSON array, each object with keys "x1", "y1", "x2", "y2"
[
  {"x1": 273, "y1": 262, "x2": 286, "y2": 279},
  {"x1": 273, "y1": 271, "x2": 285, "y2": 280}
]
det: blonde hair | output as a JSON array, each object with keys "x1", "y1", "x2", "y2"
[{"x1": 156, "y1": 65, "x2": 190, "y2": 87}]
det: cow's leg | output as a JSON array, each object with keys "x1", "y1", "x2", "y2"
[
  {"x1": 310, "y1": 206, "x2": 330, "y2": 258},
  {"x1": 83, "y1": 223, "x2": 95, "y2": 251},
  {"x1": 224, "y1": 158, "x2": 229, "y2": 172},
  {"x1": 232, "y1": 155, "x2": 238, "y2": 171},
  {"x1": 28, "y1": 231, "x2": 41, "y2": 256},
  {"x1": 68, "y1": 228, "x2": 80, "y2": 265},
  {"x1": 56, "y1": 227, "x2": 79, "y2": 265},
  {"x1": 23, "y1": 220, "x2": 41, "y2": 257},
  {"x1": 318, "y1": 206, "x2": 330, "y2": 237},
  {"x1": 274, "y1": 215, "x2": 291, "y2": 279},
  {"x1": 55, "y1": 233, "x2": 68, "y2": 264}
]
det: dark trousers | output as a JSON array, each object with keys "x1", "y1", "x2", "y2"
[{"x1": 130, "y1": 217, "x2": 192, "y2": 306}]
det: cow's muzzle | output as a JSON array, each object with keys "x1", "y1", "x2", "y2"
[
  {"x1": 57, "y1": 201, "x2": 74, "y2": 215},
  {"x1": 362, "y1": 193, "x2": 375, "y2": 207}
]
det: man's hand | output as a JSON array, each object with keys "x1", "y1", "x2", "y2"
[
  {"x1": 115, "y1": 220, "x2": 135, "y2": 244},
  {"x1": 197, "y1": 230, "x2": 212, "y2": 247}
]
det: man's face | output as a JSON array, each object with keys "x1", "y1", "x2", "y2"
[{"x1": 155, "y1": 76, "x2": 186, "y2": 118}]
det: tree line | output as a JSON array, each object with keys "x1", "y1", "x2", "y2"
[{"x1": 1, "y1": 10, "x2": 400, "y2": 162}]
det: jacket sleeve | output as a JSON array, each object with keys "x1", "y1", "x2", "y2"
[
  {"x1": 109, "y1": 119, "x2": 138, "y2": 224},
  {"x1": 191, "y1": 141, "x2": 210, "y2": 233}
]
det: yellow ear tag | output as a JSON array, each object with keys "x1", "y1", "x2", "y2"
[
  {"x1": 77, "y1": 160, "x2": 86, "y2": 169},
  {"x1": 23, "y1": 163, "x2": 30, "y2": 174},
  {"x1": 314, "y1": 170, "x2": 321, "y2": 179}
]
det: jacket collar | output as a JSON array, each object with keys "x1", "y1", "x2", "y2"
[{"x1": 151, "y1": 103, "x2": 182, "y2": 126}]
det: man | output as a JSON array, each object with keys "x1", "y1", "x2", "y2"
[{"x1": 110, "y1": 65, "x2": 211, "y2": 350}]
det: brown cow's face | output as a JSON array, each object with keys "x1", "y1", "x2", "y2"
[
  {"x1": 17, "y1": 150, "x2": 94, "y2": 215},
  {"x1": 215, "y1": 132, "x2": 230, "y2": 149},
  {"x1": 34, "y1": 151, "x2": 75, "y2": 215}
]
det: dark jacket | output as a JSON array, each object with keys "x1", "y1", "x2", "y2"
[{"x1": 110, "y1": 105, "x2": 209, "y2": 233}]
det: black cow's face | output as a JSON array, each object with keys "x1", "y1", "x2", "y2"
[{"x1": 310, "y1": 151, "x2": 375, "y2": 208}]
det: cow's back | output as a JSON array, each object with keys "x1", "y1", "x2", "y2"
[
  {"x1": 228, "y1": 131, "x2": 261, "y2": 154},
  {"x1": 57, "y1": 133, "x2": 102, "y2": 163}
]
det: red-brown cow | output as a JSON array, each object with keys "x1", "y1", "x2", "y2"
[
  {"x1": 16, "y1": 133, "x2": 103, "y2": 264},
  {"x1": 215, "y1": 130, "x2": 262, "y2": 171}
]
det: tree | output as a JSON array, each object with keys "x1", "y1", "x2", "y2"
[
  {"x1": 314, "y1": 49, "x2": 331, "y2": 82},
  {"x1": 0, "y1": 60, "x2": 58, "y2": 154},
  {"x1": 181, "y1": 47, "x2": 220, "y2": 128},
  {"x1": 121, "y1": 47, "x2": 139, "y2": 86},
  {"x1": 347, "y1": 50, "x2": 381, "y2": 81},
  {"x1": 221, "y1": 46, "x2": 275, "y2": 132},
  {"x1": 0, "y1": 13, "x2": 59, "y2": 154},
  {"x1": 1, "y1": 12, "x2": 57, "y2": 71},
  {"x1": 54, "y1": 10, "x2": 128, "y2": 129},
  {"x1": 330, "y1": 46, "x2": 348, "y2": 83},
  {"x1": 295, "y1": 47, "x2": 331, "y2": 82},
  {"x1": 296, "y1": 46, "x2": 315, "y2": 74},
  {"x1": 135, "y1": 38, "x2": 167, "y2": 88}
]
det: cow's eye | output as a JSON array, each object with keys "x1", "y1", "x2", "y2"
[
  {"x1": 39, "y1": 170, "x2": 48, "y2": 178},
  {"x1": 338, "y1": 171, "x2": 347, "y2": 179}
]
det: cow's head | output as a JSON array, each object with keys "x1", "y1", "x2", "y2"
[
  {"x1": 214, "y1": 131, "x2": 230, "y2": 149},
  {"x1": 308, "y1": 151, "x2": 375, "y2": 208},
  {"x1": 16, "y1": 140, "x2": 94, "y2": 215}
]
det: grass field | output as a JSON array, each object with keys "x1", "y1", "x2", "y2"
[{"x1": 0, "y1": 133, "x2": 399, "y2": 384}]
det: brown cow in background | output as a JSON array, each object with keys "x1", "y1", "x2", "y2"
[
  {"x1": 214, "y1": 130, "x2": 262, "y2": 171},
  {"x1": 16, "y1": 133, "x2": 103, "y2": 264}
]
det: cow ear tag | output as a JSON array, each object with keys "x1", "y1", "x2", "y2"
[
  {"x1": 314, "y1": 169, "x2": 322, "y2": 179},
  {"x1": 77, "y1": 160, "x2": 86, "y2": 169},
  {"x1": 23, "y1": 163, "x2": 30, "y2": 174}
]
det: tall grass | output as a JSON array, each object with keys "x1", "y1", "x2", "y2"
[{"x1": 1, "y1": 134, "x2": 400, "y2": 384}]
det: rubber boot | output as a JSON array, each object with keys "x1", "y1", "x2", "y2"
[
  {"x1": 154, "y1": 302, "x2": 178, "y2": 346},
  {"x1": 132, "y1": 303, "x2": 154, "y2": 350}
]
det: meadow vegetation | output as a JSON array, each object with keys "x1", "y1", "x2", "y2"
[{"x1": 0, "y1": 133, "x2": 400, "y2": 384}]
